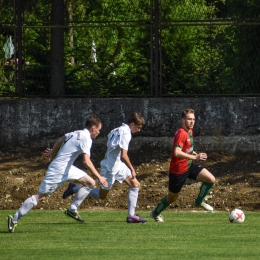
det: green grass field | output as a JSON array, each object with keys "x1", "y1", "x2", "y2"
[{"x1": 1, "y1": 210, "x2": 259, "y2": 260}]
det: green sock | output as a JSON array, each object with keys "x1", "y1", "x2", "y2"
[
  {"x1": 195, "y1": 182, "x2": 214, "y2": 205},
  {"x1": 153, "y1": 196, "x2": 170, "y2": 216}
]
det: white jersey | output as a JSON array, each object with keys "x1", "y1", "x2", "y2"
[
  {"x1": 100, "y1": 123, "x2": 131, "y2": 172},
  {"x1": 46, "y1": 128, "x2": 92, "y2": 182}
]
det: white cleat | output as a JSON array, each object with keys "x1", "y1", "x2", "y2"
[
  {"x1": 150, "y1": 211, "x2": 164, "y2": 222},
  {"x1": 194, "y1": 201, "x2": 214, "y2": 211}
]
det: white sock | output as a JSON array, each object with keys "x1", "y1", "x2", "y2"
[
  {"x1": 127, "y1": 188, "x2": 139, "y2": 217},
  {"x1": 13, "y1": 195, "x2": 38, "y2": 223},
  {"x1": 87, "y1": 188, "x2": 100, "y2": 198},
  {"x1": 69, "y1": 186, "x2": 92, "y2": 213}
]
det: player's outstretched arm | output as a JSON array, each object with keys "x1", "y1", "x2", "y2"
[
  {"x1": 82, "y1": 153, "x2": 108, "y2": 187},
  {"x1": 174, "y1": 147, "x2": 207, "y2": 161},
  {"x1": 121, "y1": 149, "x2": 136, "y2": 178}
]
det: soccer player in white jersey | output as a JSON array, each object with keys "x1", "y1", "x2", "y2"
[
  {"x1": 62, "y1": 112, "x2": 147, "y2": 223},
  {"x1": 8, "y1": 115, "x2": 108, "y2": 233}
]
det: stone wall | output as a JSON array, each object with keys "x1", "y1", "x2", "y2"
[{"x1": 0, "y1": 97, "x2": 260, "y2": 153}]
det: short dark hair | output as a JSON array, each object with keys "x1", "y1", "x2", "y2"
[
  {"x1": 85, "y1": 114, "x2": 102, "y2": 129},
  {"x1": 182, "y1": 108, "x2": 195, "y2": 119},
  {"x1": 127, "y1": 112, "x2": 145, "y2": 126}
]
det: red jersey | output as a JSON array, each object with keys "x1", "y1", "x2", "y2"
[{"x1": 169, "y1": 127, "x2": 194, "y2": 174}]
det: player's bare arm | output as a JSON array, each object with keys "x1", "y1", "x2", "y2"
[
  {"x1": 174, "y1": 146, "x2": 207, "y2": 161},
  {"x1": 121, "y1": 148, "x2": 136, "y2": 178},
  {"x1": 43, "y1": 136, "x2": 65, "y2": 160},
  {"x1": 82, "y1": 153, "x2": 108, "y2": 187}
]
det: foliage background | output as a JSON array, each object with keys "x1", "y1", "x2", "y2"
[{"x1": 0, "y1": 0, "x2": 260, "y2": 97}]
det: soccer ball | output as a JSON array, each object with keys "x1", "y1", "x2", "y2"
[{"x1": 229, "y1": 208, "x2": 245, "y2": 223}]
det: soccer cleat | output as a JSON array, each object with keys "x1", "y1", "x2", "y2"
[
  {"x1": 64, "y1": 209, "x2": 84, "y2": 222},
  {"x1": 126, "y1": 215, "x2": 147, "y2": 223},
  {"x1": 150, "y1": 211, "x2": 164, "y2": 222},
  {"x1": 8, "y1": 215, "x2": 17, "y2": 233},
  {"x1": 194, "y1": 201, "x2": 214, "y2": 211},
  {"x1": 62, "y1": 183, "x2": 76, "y2": 199}
]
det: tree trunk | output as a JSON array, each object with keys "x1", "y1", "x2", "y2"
[
  {"x1": 67, "y1": 4, "x2": 75, "y2": 66},
  {"x1": 50, "y1": 0, "x2": 65, "y2": 96}
]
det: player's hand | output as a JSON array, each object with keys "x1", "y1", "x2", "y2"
[
  {"x1": 43, "y1": 148, "x2": 53, "y2": 161},
  {"x1": 131, "y1": 169, "x2": 137, "y2": 179},
  {"x1": 99, "y1": 176, "x2": 108, "y2": 188},
  {"x1": 197, "y1": 152, "x2": 207, "y2": 161}
]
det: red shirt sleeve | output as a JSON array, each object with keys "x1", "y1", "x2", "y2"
[{"x1": 169, "y1": 128, "x2": 193, "y2": 174}]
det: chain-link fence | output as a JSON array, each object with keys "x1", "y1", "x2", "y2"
[{"x1": 1, "y1": 0, "x2": 260, "y2": 98}]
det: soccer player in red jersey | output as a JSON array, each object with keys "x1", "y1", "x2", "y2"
[{"x1": 150, "y1": 108, "x2": 215, "y2": 222}]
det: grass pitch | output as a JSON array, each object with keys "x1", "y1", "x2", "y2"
[{"x1": 1, "y1": 210, "x2": 259, "y2": 260}]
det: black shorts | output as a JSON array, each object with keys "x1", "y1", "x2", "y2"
[{"x1": 168, "y1": 163, "x2": 204, "y2": 193}]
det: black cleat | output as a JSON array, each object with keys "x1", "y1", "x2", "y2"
[
  {"x1": 8, "y1": 215, "x2": 17, "y2": 233},
  {"x1": 62, "y1": 183, "x2": 76, "y2": 199},
  {"x1": 64, "y1": 209, "x2": 84, "y2": 222}
]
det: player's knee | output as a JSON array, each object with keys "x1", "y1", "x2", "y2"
[
  {"x1": 129, "y1": 179, "x2": 140, "y2": 188},
  {"x1": 167, "y1": 193, "x2": 178, "y2": 204},
  {"x1": 88, "y1": 179, "x2": 96, "y2": 189},
  {"x1": 35, "y1": 193, "x2": 45, "y2": 202},
  {"x1": 133, "y1": 182, "x2": 140, "y2": 189},
  {"x1": 82, "y1": 179, "x2": 96, "y2": 188},
  {"x1": 208, "y1": 174, "x2": 216, "y2": 183},
  {"x1": 36, "y1": 195, "x2": 46, "y2": 203},
  {"x1": 79, "y1": 176, "x2": 96, "y2": 188}
]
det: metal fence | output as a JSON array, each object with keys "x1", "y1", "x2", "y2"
[{"x1": 1, "y1": 0, "x2": 260, "y2": 98}]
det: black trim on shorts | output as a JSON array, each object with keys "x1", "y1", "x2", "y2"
[{"x1": 168, "y1": 163, "x2": 204, "y2": 193}]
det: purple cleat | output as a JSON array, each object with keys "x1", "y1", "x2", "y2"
[
  {"x1": 62, "y1": 183, "x2": 76, "y2": 199},
  {"x1": 126, "y1": 215, "x2": 147, "y2": 223}
]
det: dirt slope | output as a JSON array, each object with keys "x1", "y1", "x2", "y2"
[{"x1": 1, "y1": 148, "x2": 260, "y2": 212}]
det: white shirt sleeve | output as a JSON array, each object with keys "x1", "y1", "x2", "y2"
[
  {"x1": 118, "y1": 124, "x2": 131, "y2": 151},
  {"x1": 80, "y1": 131, "x2": 92, "y2": 155}
]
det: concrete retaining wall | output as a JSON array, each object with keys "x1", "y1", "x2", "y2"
[{"x1": 0, "y1": 97, "x2": 260, "y2": 153}]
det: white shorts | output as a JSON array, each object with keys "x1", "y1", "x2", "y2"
[
  {"x1": 38, "y1": 165, "x2": 88, "y2": 194},
  {"x1": 99, "y1": 162, "x2": 131, "y2": 190}
]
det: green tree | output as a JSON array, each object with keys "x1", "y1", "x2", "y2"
[
  {"x1": 160, "y1": 0, "x2": 225, "y2": 95},
  {"x1": 1, "y1": 0, "x2": 259, "y2": 97},
  {"x1": 217, "y1": 0, "x2": 260, "y2": 94},
  {"x1": 63, "y1": 0, "x2": 151, "y2": 96}
]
